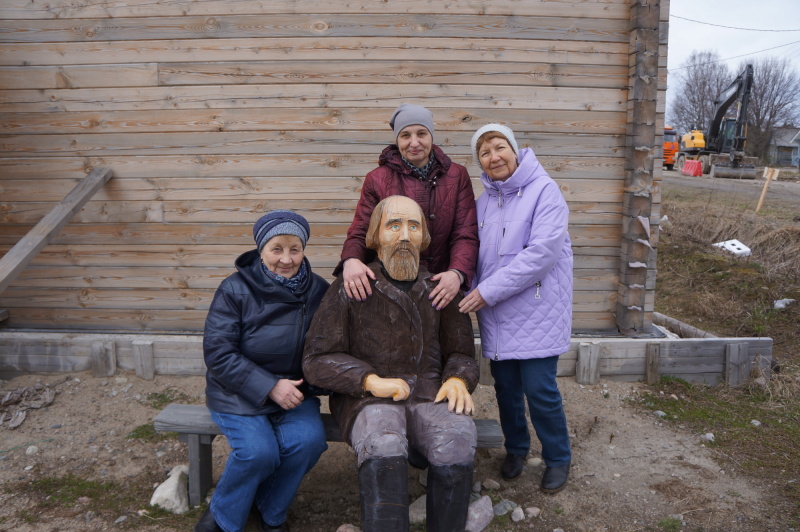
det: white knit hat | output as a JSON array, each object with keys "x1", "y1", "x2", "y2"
[{"x1": 470, "y1": 124, "x2": 519, "y2": 163}]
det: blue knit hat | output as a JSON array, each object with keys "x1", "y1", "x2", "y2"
[{"x1": 253, "y1": 210, "x2": 311, "y2": 252}]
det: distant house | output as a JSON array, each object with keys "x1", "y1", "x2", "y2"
[
  {"x1": 767, "y1": 127, "x2": 800, "y2": 166},
  {"x1": 792, "y1": 130, "x2": 800, "y2": 168}
]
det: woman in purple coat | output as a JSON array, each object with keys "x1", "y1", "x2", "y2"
[{"x1": 459, "y1": 124, "x2": 572, "y2": 494}]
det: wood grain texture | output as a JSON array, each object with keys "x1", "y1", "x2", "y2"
[
  {"x1": 0, "y1": 0, "x2": 630, "y2": 20},
  {"x1": 0, "y1": 0, "x2": 669, "y2": 336},
  {"x1": 1, "y1": 14, "x2": 628, "y2": 44}
]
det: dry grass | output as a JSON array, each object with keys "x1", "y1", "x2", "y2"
[{"x1": 652, "y1": 178, "x2": 800, "y2": 525}]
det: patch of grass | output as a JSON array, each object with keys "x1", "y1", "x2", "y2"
[
  {"x1": 10, "y1": 472, "x2": 203, "y2": 530},
  {"x1": 127, "y1": 423, "x2": 176, "y2": 443},
  {"x1": 554, "y1": 506, "x2": 565, "y2": 515},
  {"x1": 658, "y1": 516, "x2": 682, "y2": 531},
  {"x1": 144, "y1": 388, "x2": 193, "y2": 409}
]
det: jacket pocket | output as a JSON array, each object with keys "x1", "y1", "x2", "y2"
[{"x1": 498, "y1": 221, "x2": 531, "y2": 258}]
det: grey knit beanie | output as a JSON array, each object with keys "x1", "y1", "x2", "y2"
[
  {"x1": 471, "y1": 124, "x2": 520, "y2": 163},
  {"x1": 253, "y1": 210, "x2": 311, "y2": 252},
  {"x1": 389, "y1": 103, "x2": 435, "y2": 140}
]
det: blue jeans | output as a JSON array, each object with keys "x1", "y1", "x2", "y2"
[
  {"x1": 490, "y1": 356, "x2": 571, "y2": 467},
  {"x1": 209, "y1": 398, "x2": 327, "y2": 532}
]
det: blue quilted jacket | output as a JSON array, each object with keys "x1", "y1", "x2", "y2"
[
  {"x1": 203, "y1": 250, "x2": 329, "y2": 415},
  {"x1": 474, "y1": 148, "x2": 573, "y2": 360}
]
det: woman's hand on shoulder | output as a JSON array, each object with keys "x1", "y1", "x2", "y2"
[
  {"x1": 343, "y1": 258, "x2": 376, "y2": 300},
  {"x1": 428, "y1": 270, "x2": 461, "y2": 310},
  {"x1": 458, "y1": 288, "x2": 487, "y2": 313},
  {"x1": 269, "y1": 378, "x2": 305, "y2": 410}
]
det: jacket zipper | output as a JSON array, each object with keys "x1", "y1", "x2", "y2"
[
  {"x1": 493, "y1": 189, "x2": 507, "y2": 361},
  {"x1": 535, "y1": 281, "x2": 541, "y2": 300},
  {"x1": 293, "y1": 303, "x2": 307, "y2": 367}
]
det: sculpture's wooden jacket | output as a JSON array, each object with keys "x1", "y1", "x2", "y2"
[{"x1": 303, "y1": 262, "x2": 479, "y2": 440}]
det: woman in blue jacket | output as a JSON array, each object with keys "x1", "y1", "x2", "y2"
[
  {"x1": 459, "y1": 124, "x2": 572, "y2": 494},
  {"x1": 195, "y1": 210, "x2": 329, "y2": 532}
]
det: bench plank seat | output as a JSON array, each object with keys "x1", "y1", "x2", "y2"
[{"x1": 154, "y1": 403, "x2": 503, "y2": 506}]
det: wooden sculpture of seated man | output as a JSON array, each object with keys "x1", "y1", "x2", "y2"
[{"x1": 303, "y1": 195, "x2": 479, "y2": 532}]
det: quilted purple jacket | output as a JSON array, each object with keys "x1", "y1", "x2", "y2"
[{"x1": 474, "y1": 147, "x2": 573, "y2": 360}]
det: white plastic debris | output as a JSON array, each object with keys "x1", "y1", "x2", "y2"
[
  {"x1": 712, "y1": 239, "x2": 751, "y2": 257},
  {"x1": 701, "y1": 432, "x2": 715, "y2": 442},
  {"x1": 774, "y1": 298, "x2": 796, "y2": 310},
  {"x1": 751, "y1": 420, "x2": 762, "y2": 427}
]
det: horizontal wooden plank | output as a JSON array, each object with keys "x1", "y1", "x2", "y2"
[
  {"x1": 0, "y1": 84, "x2": 628, "y2": 113},
  {"x1": 0, "y1": 243, "x2": 622, "y2": 271},
  {"x1": 0, "y1": 15, "x2": 628, "y2": 44},
  {"x1": 0, "y1": 130, "x2": 626, "y2": 157},
  {"x1": 0, "y1": 64, "x2": 157, "y2": 90},
  {"x1": 156, "y1": 61, "x2": 628, "y2": 89},
  {"x1": 7, "y1": 265, "x2": 618, "y2": 291},
  {"x1": 0, "y1": 307, "x2": 615, "y2": 333},
  {"x1": 0, "y1": 60, "x2": 629, "y2": 92},
  {"x1": 0, "y1": 0, "x2": 630, "y2": 20},
  {"x1": 0, "y1": 37, "x2": 629, "y2": 67},
  {"x1": 0, "y1": 154, "x2": 625, "y2": 180},
  {"x1": 0, "y1": 199, "x2": 624, "y2": 226},
  {"x1": 0, "y1": 285, "x2": 616, "y2": 310},
  {"x1": 0, "y1": 108, "x2": 625, "y2": 135}
]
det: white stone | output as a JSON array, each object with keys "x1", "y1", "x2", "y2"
[
  {"x1": 653, "y1": 410, "x2": 666, "y2": 418},
  {"x1": 465, "y1": 495, "x2": 493, "y2": 532},
  {"x1": 751, "y1": 420, "x2": 762, "y2": 427},
  {"x1": 511, "y1": 506, "x2": 525, "y2": 522},
  {"x1": 25, "y1": 446, "x2": 39, "y2": 456},
  {"x1": 701, "y1": 432, "x2": 715, "y2": 442},
  {"x1": 527, "y1": 457, "x2": 543, "y2": 467},
  {"x1": 525, "y1": 507, "x2": 541, "y2": 518},
  {"x1": 335, "y1": 525, "x2": 361, "y2": 532},
  {"x1": 408, "y1": 494, "x2": 426, "y2": 525},
  {"x1": 482, "y1": 479, "x2": 500, "y2": 491},
  {"x1": 149, "y1": 469, "x2": 189, "y2": 514}
]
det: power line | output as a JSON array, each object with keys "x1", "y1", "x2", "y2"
[
  {"x1": 671, "y1": 14, "x2": 800, "y2": 32},
  {"x1": 668, "y1": 39, "x2": 800, "y2": 71}
]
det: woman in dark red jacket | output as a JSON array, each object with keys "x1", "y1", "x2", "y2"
[{"x1": 336, "y1": 103, "x2": 479, "y2": 310}]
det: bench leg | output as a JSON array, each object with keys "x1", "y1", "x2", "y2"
[{"x1": 187, "y1": 433, "x2": 215, "y2": 507}]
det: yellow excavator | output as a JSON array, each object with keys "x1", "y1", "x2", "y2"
[{"x1": 676, "y1": 64, "x2": 758, "y2": 179}]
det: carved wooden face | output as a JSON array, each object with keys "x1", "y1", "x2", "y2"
[{"x1": 376, "y1": 196, "x2": 424, "y2": 281}]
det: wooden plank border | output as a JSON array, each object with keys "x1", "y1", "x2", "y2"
[{"x1": 0, "y1": 331, "x2": 772, "y2": 387}]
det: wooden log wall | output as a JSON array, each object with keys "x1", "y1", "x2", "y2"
[{"x1": 0, "y1": 0, "x2": 668, "y2": 335}]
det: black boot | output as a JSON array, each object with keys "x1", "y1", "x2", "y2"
[
  {"x1": 426, "y1": 463, "x2": 473, "y2": 532},
  {"x1": 359, "y1": 456, "x2": 409, "y2": 532},
  {"x1": 193, "y1": 506, "x2": 222, "y2": 532}
]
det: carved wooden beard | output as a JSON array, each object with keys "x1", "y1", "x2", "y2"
[{"x1": 378, "y1": 241, "x2": 420, "y2": 281}]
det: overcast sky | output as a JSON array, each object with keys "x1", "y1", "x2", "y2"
[{"x1": 665, "y1": 0, "x2": 800, "y2": 108}]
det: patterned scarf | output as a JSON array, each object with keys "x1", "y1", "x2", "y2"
[
  {"x1": 402, "y1": 153, "x2": 435, "y2": 181},
  {"x1": 262, "y1": 260, "x2": 308, "y2": 293}
]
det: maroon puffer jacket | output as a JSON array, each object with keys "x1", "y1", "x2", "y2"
[{"x1": 335, "y1": 144, "x2": 479, "y2": 288}]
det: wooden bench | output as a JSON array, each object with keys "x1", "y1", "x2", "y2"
[{"x1": 154, "y1": 403, "x2": 503, "y2": 506}]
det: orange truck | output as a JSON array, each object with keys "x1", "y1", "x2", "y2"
[{"x1": 663, "y1": 126, "x2": 678, "y2": 170}]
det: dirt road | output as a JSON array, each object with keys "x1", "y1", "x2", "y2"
[{"x1": 662, "y1": 169, "x2": 800, "y2": 217}]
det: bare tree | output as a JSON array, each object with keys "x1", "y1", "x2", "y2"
[
  {"x1": 740, "y1": 56, "x2": 800, "y2": 162},
  {"x1": 667, "y1": 51, "x2": 731, "y2": 135}
]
